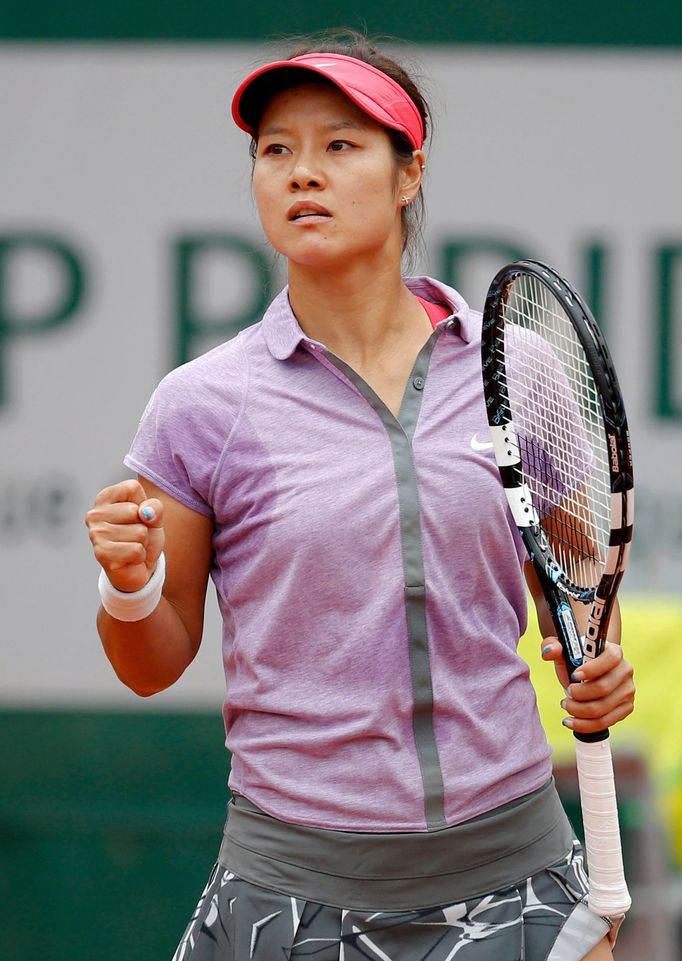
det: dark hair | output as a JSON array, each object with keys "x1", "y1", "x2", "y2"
[{"x1": 247, "y1": 30, "x2": 432, "y2": 266}]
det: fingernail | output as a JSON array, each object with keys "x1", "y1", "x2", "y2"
[
  {"x1": 560, "y1": 698, "x2": 567, "y2": 711},
  {"x1": 562, "y1": 718, "x2": 574, "y2": 729},
  {"x1": 141, "y1": 506, "x2": 154, "y2": 521},
  {"x1": 571, "y1": 670, "x2": 585, "y2": 682}
]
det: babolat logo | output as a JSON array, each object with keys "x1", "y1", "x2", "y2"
[
  {"x1": 608, "y1": 433, "x2": 619, "y2": 472},
  {"x1": 584, "y1": 596, "x2": 606, "y2": 656}
]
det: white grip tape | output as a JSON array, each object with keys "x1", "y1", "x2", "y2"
[
  {"x1": 575, "y1": 737, "x2": 632, "y2": 917},
  {"x1": 490, "y1": 423, "x2": 520, "y2": 466},
  {"x1": 505, "y1": 484, "x2": 539, "y2": 528}
]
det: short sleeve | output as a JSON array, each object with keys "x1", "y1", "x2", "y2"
[{"x1": 124, "y1": 347, "x2": 246, "y2": 516}]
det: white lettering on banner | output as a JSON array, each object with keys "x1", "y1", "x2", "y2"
[{"x1": 0, "y1": 45, "x2": 679, "y2": 703}]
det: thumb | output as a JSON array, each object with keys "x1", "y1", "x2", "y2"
[
  {"x1": 137, "y1": 498, "x2": 164, "y2": 528},
  {"x1": 541, "y1": 637, "x2": 571, "y2": 692},
  {"x1": 137, "y1": 498, "x2": 165, "y2": 574}
]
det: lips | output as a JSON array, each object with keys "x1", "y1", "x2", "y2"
[{"x1": 288, "y1": 201, "x2": 332, "y2": 222}]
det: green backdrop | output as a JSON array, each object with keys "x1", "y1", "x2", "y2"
[{"x1": 1, "y1": 0, "x2": 682, "y2": 44}]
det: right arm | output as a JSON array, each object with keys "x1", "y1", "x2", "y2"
[{"x1": 85, "y1": 477, "x2": 213, "y2": 696}]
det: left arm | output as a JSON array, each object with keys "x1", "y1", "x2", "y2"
[{"x1": 525, "y1": 560, "x2": 635, "y2": 734}]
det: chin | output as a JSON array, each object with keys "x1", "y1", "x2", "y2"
[{"x1": 279, "y1": 238, "x2": 393, "y2": 273}]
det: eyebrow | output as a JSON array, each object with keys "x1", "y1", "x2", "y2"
[{"x1": 259, "y1": 118, "x2": 368, "y2": 137}]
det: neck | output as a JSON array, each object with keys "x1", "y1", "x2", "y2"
[{"x1": 287, "y1": 258, "x2": 427, "y2": 363}]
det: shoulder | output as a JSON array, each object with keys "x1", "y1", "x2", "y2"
[{"x1": 151, "y1": 320, "x2": 269, "y2": 415}]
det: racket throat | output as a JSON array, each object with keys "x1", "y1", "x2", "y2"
[{"x1": 556, "y1": 600, "x2": 584, "y2": 666}]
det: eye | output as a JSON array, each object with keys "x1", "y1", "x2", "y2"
[
  {"x1": 328, "y1": 140, "x2": 354, "y2": 152},
  {"x1": 261, "y1": 143, "x2": 290, "y2": 156}
]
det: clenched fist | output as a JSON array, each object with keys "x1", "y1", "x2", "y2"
[{"x1": 86, "y1": 479, "x2": 165, "y2": 593}]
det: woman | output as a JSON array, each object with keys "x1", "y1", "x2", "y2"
[{"x1": 86, "y1": 34, "x2": 635, "y2": 960}]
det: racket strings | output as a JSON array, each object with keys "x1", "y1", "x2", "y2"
[{"x1": 495, "y1": 275, "x2": 612, "y2": 589}]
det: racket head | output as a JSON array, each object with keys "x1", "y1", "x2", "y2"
[{"x1": 481, "y1": 260, "x2": 634, "y2": 611}]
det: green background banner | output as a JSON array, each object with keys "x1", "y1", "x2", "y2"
[{"x1": 2, "y1": 0, "x2": 682, "y2": 44}]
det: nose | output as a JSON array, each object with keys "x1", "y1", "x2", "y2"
[{"x1": 289, "y1": 160, "x2": 325, "y2": 192}]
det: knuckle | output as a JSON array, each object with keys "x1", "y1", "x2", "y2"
[
  {"x1": 85, "y1": 507, "x2": 102, "y2": 527},
  {"x1": 582, "y1": 702, "x2": 601, "y2": 720},
  {"x1": 92, "y1": 488, "x2": 110, "y2": 507},
  {"x1": 92, "y1": 544, "x2": 109, "y2": 565}
]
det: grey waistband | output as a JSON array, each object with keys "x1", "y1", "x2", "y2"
[{"x1": 218, "y1": 778, "x2": 576, "y2": 911}]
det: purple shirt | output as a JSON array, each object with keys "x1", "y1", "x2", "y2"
[{"x1": 125, "y1": 277, "x2": 553, "y2": 832}]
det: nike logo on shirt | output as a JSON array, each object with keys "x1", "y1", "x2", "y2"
[{"x1": 470, "y1": 433, "x2": 494, "y2": 451}]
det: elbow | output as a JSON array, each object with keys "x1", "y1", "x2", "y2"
[
  {"x1": 112, "y1": 666, "x2": 179, "y2": 698},
  {"x1": 118, "y1": 675, "x2": 167, "y2": 697},
  {"x1": 127, "y1": 683, "x2": 165, "y2": 698}
]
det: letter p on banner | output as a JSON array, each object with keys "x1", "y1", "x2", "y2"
[{"x1": 0, "y1": 233, "x2": 86, "y2": 409}]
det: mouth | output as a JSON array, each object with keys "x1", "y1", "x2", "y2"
[{"x1": 288, "y1": 203, "x2": 332, "y2": 223}]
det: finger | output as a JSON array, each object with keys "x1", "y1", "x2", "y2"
[
  {"x1": 92, "y1": 540, "x2": 147, "y2": 572},
  {"x1": 86, "y1": 501, "x2": 144, "y2": 531},
  {"x1": 561, "y1": 676, "x2": 635, "y2": 720},
  {"x1": 93, "y1": 522, "x2": 151, "y2": 545},
  {"x1": 540, "y1": 638, "x2": 561, "y2": 659},
  {"x1": 570, "y1": 641, "x2": 623, "y2": 682},
  {"x1": 566, "y1": 660, "x2": 634, "y2": 703},
  {"x1": 561, "y1": 696, "x2": 635, "y2": 734},
  {"x1": 93, "y1": 479, "x2": 148, "y2": 508},
  {"x1": 137, "y1": 498, "x2": 164, "y2": 528},
  {"x1": 541, "y1": 638, "x2": 571, "y2": 691}
]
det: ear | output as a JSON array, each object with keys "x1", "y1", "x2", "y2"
[{"x1": 398, "y1": 149, "x2": 426, "y2": 203}]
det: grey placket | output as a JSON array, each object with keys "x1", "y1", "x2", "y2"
[{"x1": 319, "y1": 329, "x2": 447, "y2": 829}]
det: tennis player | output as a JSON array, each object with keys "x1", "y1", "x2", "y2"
[{"x1": 85, "y1": 33, "x2": 635, "y2": 961}]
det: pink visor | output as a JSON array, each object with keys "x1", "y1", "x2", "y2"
[{"x1": 231, "y1": 52, "x2": 425, "y2": 150}]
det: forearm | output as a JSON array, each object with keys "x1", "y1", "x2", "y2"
[
  {"x1": 97, "y1": 595, "x2": 201, "y2": 696},
  {"x1": 525, "y1": 560, "x2": 621, "y2": 647}
]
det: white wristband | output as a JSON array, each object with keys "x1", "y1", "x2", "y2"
[{"x1": 98, "y1": 552, "x2": 166, "y2": 622}]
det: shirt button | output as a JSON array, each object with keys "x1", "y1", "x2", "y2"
[{"x1": 413, "y1": 376, "x2": 425, "y2": 390}]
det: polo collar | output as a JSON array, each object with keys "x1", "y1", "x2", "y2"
[{"x1": 262, "y1": 276, "x2": 475, "y2": 361}]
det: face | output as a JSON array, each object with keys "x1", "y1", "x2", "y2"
[{"x1": 252, "y1": 82, "x2": 416, "y2": 272}]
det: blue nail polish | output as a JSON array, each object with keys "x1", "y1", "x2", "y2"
[
  {"x1": 562, "y1": 718, "x2": 573, "y2": 728},
  {"x1": 542, "y1": 645, "x2": 553, "y2": 656},
  {"x1": 141, "y1": 507, "x2": 154, "y2": 521}
]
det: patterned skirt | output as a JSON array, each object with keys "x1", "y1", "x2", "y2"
[{"x1": 171, "y1": 840, "x2": 612, "y2": 961}]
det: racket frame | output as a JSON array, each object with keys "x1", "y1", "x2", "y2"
[
  {"x1": 482, "y1": 260, "x2": 633, "y2": 671},
  {"x1": 481, "y1": 259, "x2": 634, "y2": 917}
]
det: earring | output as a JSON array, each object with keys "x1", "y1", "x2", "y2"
[{"x1": 401, "y1": 195, "x2": 411, "y2": 206}]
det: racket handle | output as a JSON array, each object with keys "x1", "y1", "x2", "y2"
[{"x1": 574, "y1": 735, "x2": 632, "y2": 917}]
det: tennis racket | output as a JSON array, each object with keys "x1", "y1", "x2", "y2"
[{"x1": 481, "y1": 259, "x2": 634, "y2": 918}]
